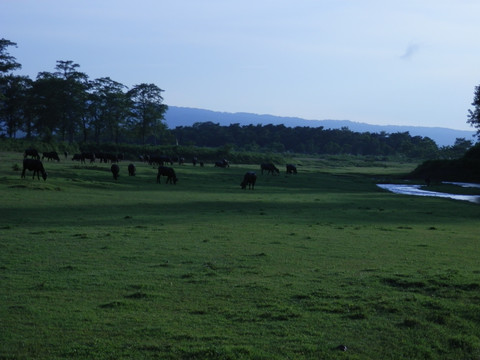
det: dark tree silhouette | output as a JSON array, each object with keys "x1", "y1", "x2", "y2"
[{"x1": 468, "y1": 84, "x2": 480, "y2": 139}]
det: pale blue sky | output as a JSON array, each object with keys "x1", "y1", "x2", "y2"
[{"x1": 2, "y1": 0, "x2": 479, "y2": 130}]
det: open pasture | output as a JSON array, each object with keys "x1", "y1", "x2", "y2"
[{"x1": 1, "y1": 152, "x2": 479, "y2": 359}]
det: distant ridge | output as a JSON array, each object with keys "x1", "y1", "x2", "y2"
[{"x1": 164, "y1": 106, "x2": 476, "y2": 147}]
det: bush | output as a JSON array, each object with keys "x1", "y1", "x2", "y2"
[{"x1": 407, "y1": 157, "x2": 480, "y2": 182}]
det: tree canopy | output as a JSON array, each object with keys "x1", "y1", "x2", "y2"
[
  {"x1": 468, "y1": 84, "x2": 480, "y2": 138},
  {"x1": 0, "y1": 39, "x2": 168, "y2": 145},
  {"x1": 0, "y1": 38, "x2": 21, "y2": 74}
]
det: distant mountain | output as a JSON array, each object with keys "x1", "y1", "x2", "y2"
[{"x1": 164, "y1": 106, "x2": 476, "y2": 147}]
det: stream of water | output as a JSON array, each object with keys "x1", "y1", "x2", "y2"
[{"x1": 376, "y1": 182, "x2": 480, "y2": 204}]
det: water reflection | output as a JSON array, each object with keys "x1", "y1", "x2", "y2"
[
  {"x1": 377, "y1": 183, "x2": 480, "y2": 204},
  {"x1": 444, "y1": 181, "x2": 480, "y2": 189}
]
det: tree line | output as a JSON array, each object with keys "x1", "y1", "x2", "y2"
[
  {"x1": 0, "y1": 38, "x2": 168, "y2": 145},
  {"x1": 0, "y1": 38, "x2": 476, "y2": 159},
  {"x1": 173, "y1": 121, "x2": 452, "y2": 158}
]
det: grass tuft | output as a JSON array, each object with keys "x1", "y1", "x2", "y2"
[
  {"x1": 124, "y1": 291, "x2": 149, "y2": 299},
  {"x1": 99, "y1": 301, "x2": 125, "y2": 309}
]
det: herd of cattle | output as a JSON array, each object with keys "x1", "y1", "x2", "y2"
[{"x1": 20, "y1": 148, "x2": 298, "y2": 190}]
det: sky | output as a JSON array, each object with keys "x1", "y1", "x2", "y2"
[{"x1": 2, "y1": 0, "x2": 480, "y2": 131}]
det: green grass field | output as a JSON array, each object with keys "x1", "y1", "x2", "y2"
[{"x1": 1, "y1": 152, "x2": 479, "y2": 359}]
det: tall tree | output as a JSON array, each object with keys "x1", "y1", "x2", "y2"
[
  {"x1": 88, "y1": 77, "x2": 129, "y2": 144},
  {"x1": 30, "y1": 72, "x2": 65, "y2": 138},
  {"x1": 127, "y1": 83, "x2": 168, "y2": 145},
  {"x1": 0, "y1": 38, "x2": 21, "y2": 74},
  {"x1": 32, "y1": 61, "x2": 89, "y2": 142},
  {"x1": 467, "y1": 84, "x2": 480, "y2": 138},
  {"x1": 54, "y1": 61, "x2": 89, "y2": 142},
  {"x1": 0, "y1": 38, "x2": 23, "y2": 135},
  {"x1": 0, "y1": 75, "x2": 32, "y2": 137}
]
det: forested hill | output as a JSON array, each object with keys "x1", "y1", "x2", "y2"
[{"x1": 164, "y1": 106, "x2": 476, "y2": 147}]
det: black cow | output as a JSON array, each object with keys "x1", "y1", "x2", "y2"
[
  {"x1": 111, "y1": 164, "x2": 120, "y2": 180},
  {"x1": 71, "y1": 153, "x2": 85, "y2": 163},
  {"x1": 24, "y1": 148, "x2": 40, "y2": 160},
  {"x1": 261, "y1": 163, "x2": 279, "y2": 175},
  {"x1": 82, "y1": 152, "x2": 96, "y2": 163},
  {"x1": 21, "y1": 159, "x2": 47, "y2": 181},
  {"x1": 214, "y1": 159, "x2": 229, "y2": 168},
  {"x1": 104, "y1": 153, "x2": 119, "y2": 163},
  {"x1": 157, "y1": 166, "x2": 178, "y2": 184},
  {"x1": 241, "y1": 172, "x2": 257, "y2": 190},
  {"x1": 95, "y1": 152, "x2": 105, "y2": 162},
  {"x1": 42, "y1": 151, "x2": 60, "y2": 162},
  {"x1": 128, "y1": 163, "x2": 136, "y2": 176},
  {"x1": 149, "y1": 155, "x2": 173, "y2": 166},
  {"x1": 286, "y1": 164, "x2": 297, "y2": 174}
]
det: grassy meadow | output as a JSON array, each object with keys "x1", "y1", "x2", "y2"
[{"x1": 0, "y1": 152, "x2": 479, "y2": 359}]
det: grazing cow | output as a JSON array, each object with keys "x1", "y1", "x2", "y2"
[
  {"x1": 128, "y1": 163, "x2": 136, "y2": 176},
  {"x1": 157, "y1": 166, "x2": 178, "y2": 184},
  {"x1": 72, "y1": 153, "x2": 85, "y2": 163},
  {"x1": 214, "y1": 159, "x2": 229, "y2": 168},
  {"x1": 261, "y1": 163, "x2": 279, "y2": 175},
  {"x1": 241, "y1": 172, "x2": 257, "y2": 190},
  {"x1": 82, "y1": 152, "x2": 96, "y2": 163},
  {"x1": 24, "y1": 148, "x2": 40, "y2": 160},
  {"x1": 105, "y1": 153, "x2": 119, "y2": 163},
  {"x1": 111, "y1": 164, "x2": 120, "y2": 180},
  {"x1": 149, "y1": 155, "x2": 173, "y2": 166},
  {"x1": 21, "y1": 159, "x2": 47, "y2": 181},
  {"x1": 95, "y1": 152, "x2": 105, "y2": 162},
  {"x1": 286, "y1": 164, "x2": 297, "y2": 174},
  {"x1": 42, "y1": 151, "x2": 60, "y2": 162},
  {"x1": 95, "y1": 153, "x2": 117, "y2": 163}
]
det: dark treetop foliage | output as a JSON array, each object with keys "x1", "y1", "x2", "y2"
[
  {"x1": 0, "y1": 38, "x2": 21, "y2": 74},
  {"x1": 0, "y1": 38, "x2": 168, "y2": 145},
  {"x1": 172, "y1": 122, "x2": 442, "y2": 158},
  {"x1": 127, "y1": 83, "x2": 168, "y2": 145},
  {"x1": 467, "y1": 84, "x2": 480, "y2": 139}
]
